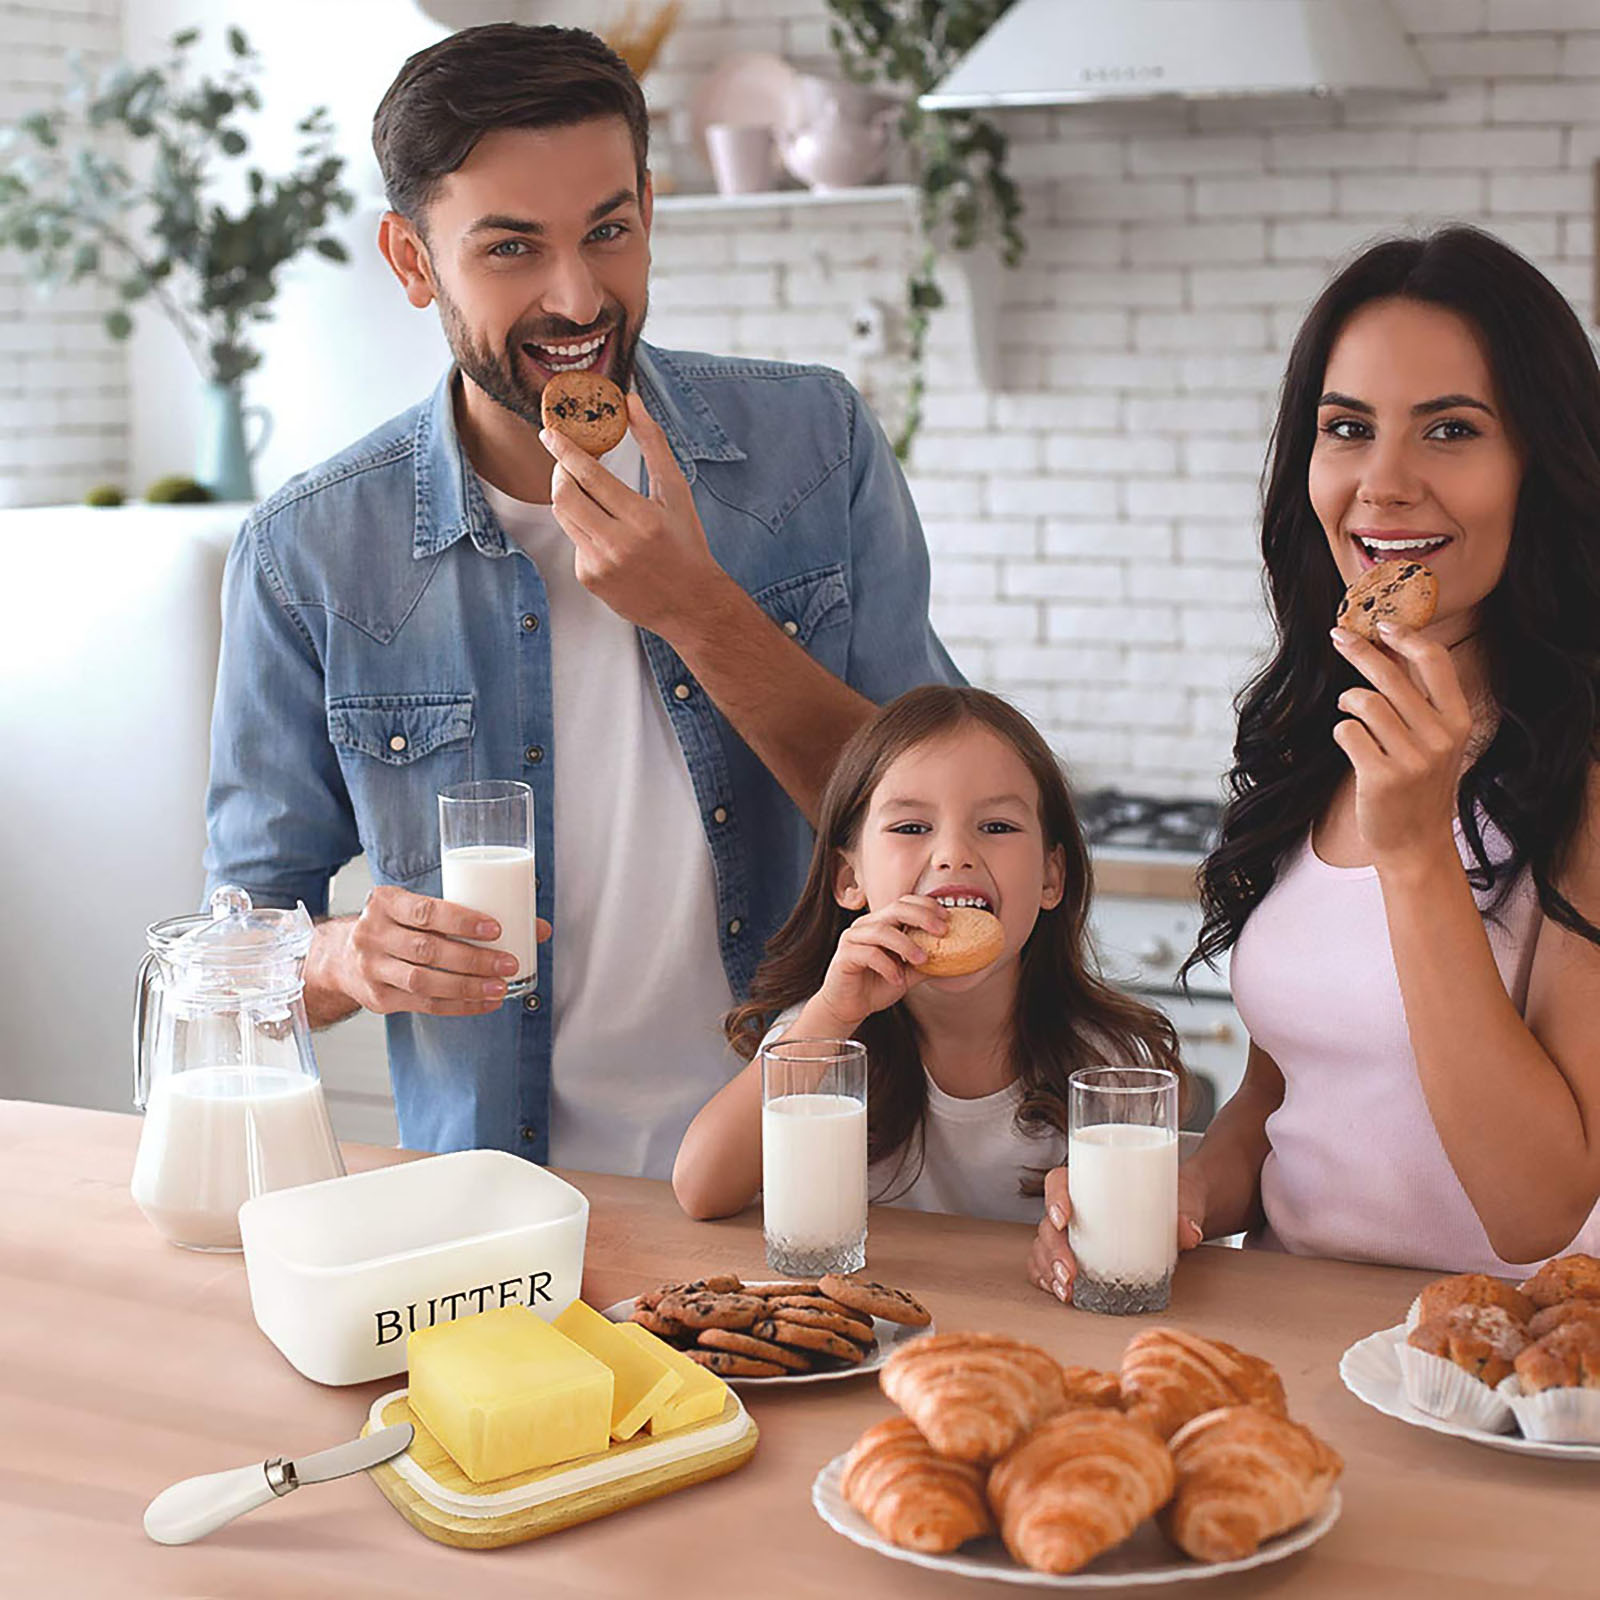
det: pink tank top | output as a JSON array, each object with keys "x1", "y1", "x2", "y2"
[{"x1": 1229, "y1": 820, "x2": 1600, "y2": 1274}]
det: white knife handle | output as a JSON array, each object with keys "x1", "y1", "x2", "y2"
[{"x1": 143, "y1": 1461, "x2": 282, "y2": 1545}]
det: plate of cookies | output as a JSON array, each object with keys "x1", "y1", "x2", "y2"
[
  {"x1": 1339, "y1": 1253, "x2": 1600, "y2": 1460},
  {"x1": 603, "y1": 1272, "x2": 934, "y2": 1385},
  {"x1": 816, "y1": 1326, "x2": 1343, "y2": 1586}
]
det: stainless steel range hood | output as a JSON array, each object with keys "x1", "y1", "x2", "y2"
[{"x1": 919, "y1": 0, "x2": 1431, "y2": 112}]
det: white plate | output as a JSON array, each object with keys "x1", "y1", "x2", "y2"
[
  {"x1": 811, "y1": 1454, "x2": 1342, "y2": 1587},
  {"x1": 1339, "y1": 1324, "x2": 1600, "y2": 1461},
  {"x1": 601, "y1": 1288, "x2": 931, "y2": 1388}
]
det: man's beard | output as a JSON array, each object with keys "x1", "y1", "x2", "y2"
[{"x1": 436, "y1": 283, "x2": 645, "y2": 427}]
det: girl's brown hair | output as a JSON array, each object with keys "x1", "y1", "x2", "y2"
[{"x1": 726, "y1": 685, "x2": 1183, "y2": 1198}]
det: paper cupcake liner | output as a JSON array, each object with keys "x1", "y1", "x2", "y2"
[
  {"x1": 1496, "y1": 1376, "x2": 1600, "y2": 1444},
  {"x1": 1404, "y1": 1294, "x2": 1423, "y2": 1333},
  {"x1": 1396, "y1": 1342, "x2": 1516, "y2": 1433}
]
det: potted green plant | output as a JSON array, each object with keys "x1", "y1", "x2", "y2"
[
  {"x1": 825, "y1": 0, "x2": 1024, "y2": 457},
  {"x1": 0, "y1": 26, "x2": 355, "y2": 502}
]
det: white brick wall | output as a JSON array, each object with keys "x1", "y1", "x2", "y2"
[
  {"x1": 17, "y1": 0, "x2": 1600, "y2": 797},
  {"x1": 0, "y1": 1, "x2": 127, "y2": 507}
]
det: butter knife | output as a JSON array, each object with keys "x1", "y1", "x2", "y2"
[{"x1": 143, "y1": 1422, "x2": 414, "y2": 1545}]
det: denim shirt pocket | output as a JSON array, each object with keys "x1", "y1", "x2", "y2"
[
  {"x1": 750, "y1": 565, "x2": 851, "y2": 675},
  {"x1": 326, "y1": 693, "x2": 475, "y2": 883}
]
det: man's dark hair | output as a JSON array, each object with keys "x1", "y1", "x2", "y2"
[{"x1": 372, "y1": 23, "x2": 649, "y2": 223}]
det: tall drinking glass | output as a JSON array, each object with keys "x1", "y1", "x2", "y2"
[
  {"x1": 438, "y1": 780, "x2": 537, "y2": 999},
  {"x1": 761, "y1": 1039, "x2": 868, "y2": 1276},
  {"x1": 1068, "y1": 1065, "x2": 1179, "y2": 1315}
]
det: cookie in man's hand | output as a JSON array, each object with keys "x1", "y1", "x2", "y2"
[
  {"x1": 1336, "y1": 559, "x2": 1439, "y2": 642},
  {"x1": 541, "y1": 369, "x2": 629, "y2": 456}
]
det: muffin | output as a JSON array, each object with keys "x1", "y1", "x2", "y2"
[
  {"x1": 1414, "y1": 1273, "x2": 1533, "y2": 1331},
  {"x1": 1399, "y1": 1305, "x2": 1526, "y2": 1432},
  {"x1": 1519, "y1": 1254, "x2": 1600, "y2": 1311},
  {"x1": 1528, "y1": 1301, "x2": 1600, "y2": 1341},
  {"x1": 1499, "y1": 1318, "x2": 1600, "y2": 1444}
]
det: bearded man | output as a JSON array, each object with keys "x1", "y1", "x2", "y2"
[{"x1": 203, "y1": 23, "x2": 958, "y2": 1176}]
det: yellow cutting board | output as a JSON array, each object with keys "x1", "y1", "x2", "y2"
[{"x1": 361, "y1": 1389, "x2": 759, "y2": 1549}]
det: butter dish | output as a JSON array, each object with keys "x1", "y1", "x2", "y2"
[{"x1": 239, "y1": 1149, "x2": 588, "y2": 1385}]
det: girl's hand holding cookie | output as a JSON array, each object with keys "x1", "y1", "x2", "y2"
[
  {"x1": 815, "y1": 895, "x2": 950, "y2": 1030},
  {"x1": 1329, "y1": 621, "x2": 1476, "y2": 866},
  {"x1": 1028, "y1": 1164, "x2": 1206, "y2": 1303}
]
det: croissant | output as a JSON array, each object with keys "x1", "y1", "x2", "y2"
[
  {"x1": 881, "y1": 1332, "x2": 1068, "y2": 1464},
  {"x1": 987, "y1": 1410, "x2": 1176, "y2": 1575},
  {"x1": 1061, "y1": 1366, "x2": 1123, "y2": 1410},
  {"x1": 1160, "y1": 1406, "x2": 1343, "y2": 1564},
  {"x1": 840, "y1": 1416, "x2": 994, "y2": 1553},
  {"x1": 1119, "y1": 1328, "x2": 1288, "y2": 1441}
]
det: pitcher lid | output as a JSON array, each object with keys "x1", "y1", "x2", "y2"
[{"x1": 168, "y1": 886, "x2": 314, "y2": 995}]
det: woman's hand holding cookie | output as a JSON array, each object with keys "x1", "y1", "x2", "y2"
[
  {"x1": 1028, "y1": 1164, "x2": 1206, "y2": 1302},
  {"x1": 814, "y1": 894, "x2": 950, "y2": 1030},
  {"x1": 1329, "y1": 621, "x2": 1476, "y2": 865},
  {"x1": 541, "y1": 393, "x2": 732, "y2": 634}
]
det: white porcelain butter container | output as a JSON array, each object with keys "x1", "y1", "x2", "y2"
[{"x1": 239, "y1": 1150, "x2": 589, "y2": 1386}]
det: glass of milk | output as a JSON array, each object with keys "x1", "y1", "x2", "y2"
[
  {"x1": 1067, "y1": 1066, "x2": 1179, "y2": 1315},
  {"x1": 761, "y1": 1039, "x2": 868, "y2": 1276},
  {"x1": 439, "y1": 780, "x2": 537, "y2": 998}
]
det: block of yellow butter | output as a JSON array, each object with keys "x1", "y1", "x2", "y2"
[
  {"x1": 407, "y1": 1305, "x2": 613, "y2": 1484},
  {"x1": 552, "y1": 1298, "x2": 685, "y2": 1440},
  {"x1": 615, "y1": 1321, "x2": 731, "y2": 1434}
]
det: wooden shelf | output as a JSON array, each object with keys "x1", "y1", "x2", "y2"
[{"x1": 653, "y1": 184, "x2": 915, "y2": 214}]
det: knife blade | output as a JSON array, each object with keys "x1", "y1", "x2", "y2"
[{"x1": 143, "y1": 1422, "x2": 414, "y2": 1545}]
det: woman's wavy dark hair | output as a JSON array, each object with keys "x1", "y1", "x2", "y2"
[
  {"x1": 1189, "y1": 225, "x2": 1600, "y2": 980},
  {"x1": 727, "y1": 686, "x2": 1183, "y2": 1201}
]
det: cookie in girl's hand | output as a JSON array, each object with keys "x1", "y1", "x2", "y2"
[
  {"x1": 1335, "y1": 559, "x2": 1438, "y2": 641},
  {"x1": 912, "y1": 906, "x2": 1005, "y2": 977},
  {"x1": 541, "y1": 370, "x2": 629, "y2": 456}
]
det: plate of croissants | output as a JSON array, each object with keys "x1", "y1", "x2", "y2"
[
  {"x1": 814, "y1": 1328, "x2": 1344, "y2": 1585},
  {"x1": 1340, "y1": 1253, "x2": 1600, "y2": 1460}
]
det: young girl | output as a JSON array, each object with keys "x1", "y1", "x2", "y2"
[{"x1": 672, "y1": 685, "x2": 1182, "y2": 1229}]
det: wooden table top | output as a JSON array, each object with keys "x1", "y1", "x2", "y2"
[{"x1": 1, "y1": 1100, "x2": 1593, "y2": 1598}]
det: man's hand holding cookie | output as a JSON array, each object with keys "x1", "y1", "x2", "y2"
[{"x1": 540, "y1": 389, "x2": 736, "y2": 635}]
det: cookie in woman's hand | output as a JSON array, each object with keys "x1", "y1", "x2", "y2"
[
  {"x1": 541, "y1": 370, "x2": 629, "y2": 456},
  {"x1": 1336, "y1": 559, "x2": 1439, "y2": 642}
]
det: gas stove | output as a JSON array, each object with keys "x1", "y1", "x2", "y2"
[{"x1": 1077, "y1": 788, "x2": 1221, "y2": 859}]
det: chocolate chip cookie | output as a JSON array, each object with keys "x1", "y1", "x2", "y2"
[
  {"x1": 686, "y1": 1347, "x2": 789, "y2": 1379},
  {"x1": 656, "y1": 1290, "x2": 765, "y2": 1331},
  {"x1": 540, "y1": 370, "x2": 629, "y2": 457},
  {"x1": 697, "y1": 1327, "x2": 813, "y2": 1372},
  {"x1": 819, "y1": 1274, "x2": 932, "y2": 1328},
  {"x1": 1335, "y1": 559, "x2": 1439, "y2": 642}
]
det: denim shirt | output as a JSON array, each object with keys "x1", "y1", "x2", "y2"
[{"x1": 205, "y1": 342, "x2": 961, "y2": 1164}]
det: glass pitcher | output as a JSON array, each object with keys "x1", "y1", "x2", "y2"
[{"x1": 130, "y1": 885, "x2": 345, "y2": 1251}]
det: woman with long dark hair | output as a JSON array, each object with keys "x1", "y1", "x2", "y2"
[
  {"x1": 672, "y1": 685, "x2": 1182, "y2": 1227},
  {"x1": 1033, "y1": 225, "x2": 1600, "y2": 1282}
]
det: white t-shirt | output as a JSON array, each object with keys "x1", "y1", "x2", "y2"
[
  {"x1": 481, "y1": 434, "x2": 737, "y2": 1180},
  {"x1": 763, "y1": 1007, "x2": 1063, "y2": 1225}
]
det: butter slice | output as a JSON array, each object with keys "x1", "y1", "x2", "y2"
[
  {"x1": 615, "y1": 1322, "x2": 730, "y2": 1434},
  {"x1": 407, "y1": 1305, "x2": 613, "y2": 1484},
  {"x1": 553, "y1": 1299, "x2": 685, "y2": 1440}
]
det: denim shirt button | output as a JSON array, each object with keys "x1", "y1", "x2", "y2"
[
  {"x1": 523, "y1": 994, "x2": 541, "y2": 1013},
  {"x1": 673, "y1": 682, "x2": 692, "y2": 701},
  {"x1": 388, "y1": 734, "x2": 407, "y2": 752},
  {"x1": 727, "y1": 918, "x2": 743, "y2": 936},
  {"x1": 712, "y1": 806, "x2": 728, "y2": 825},
  {"x1": 519, "y1": 1123, "x2": 538, "y2": 1141},
  {"x1": 520, "y1": 613, "x2": 539, "y2": 632},
  {"x1": 525, "y1": 744, "x2": 544, "y2": 764},
  {"x1": 782, "y1": 619, "x2": 799, "y2": 636}
]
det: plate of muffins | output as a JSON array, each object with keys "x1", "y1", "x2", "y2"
[
  {"x1": 1340, "y1": 1252, "x2": 1600, "y2": 1460},
  {"x1": 814, "y1": 1326, "x2": 1343, "y2": 1586},
  {"x1": 603, "y1": 1271, "x2": 934, "y2": 1386}
]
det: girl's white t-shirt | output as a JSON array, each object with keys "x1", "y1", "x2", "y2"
[{"x1": 762, "y1": 1008, "x2": 1062, "y2": 1225}]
